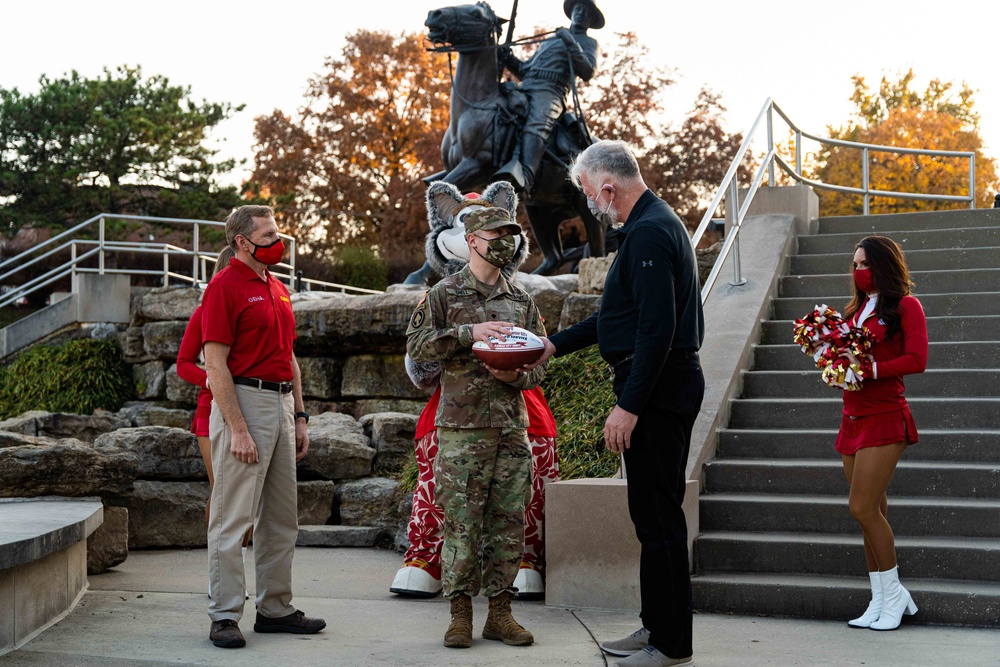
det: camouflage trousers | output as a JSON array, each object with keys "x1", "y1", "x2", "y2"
[{"x1": 434, "y1": 427, "x2": 532, "y2": 599}]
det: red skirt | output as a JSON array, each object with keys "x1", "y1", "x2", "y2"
[
  {"x1": 189, "y1": 388, "x2": 213, "y2": 437},
  {"x1": 835, "y1": 406, "x2": 918, "y2": 456}
]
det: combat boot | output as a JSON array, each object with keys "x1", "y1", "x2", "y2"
[
  {"x1": 443, "y1": 593, "x2": 473, "y2": 648},
  {"x1": 483, "y1": 590, "x2": 534, "y2": 646}
]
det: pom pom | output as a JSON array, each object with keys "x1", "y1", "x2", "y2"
[{"x1": 792, "y1": 305, "x2": 875, "y2": 391}]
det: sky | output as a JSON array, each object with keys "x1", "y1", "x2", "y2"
[{"x1": 3, "y1": 0, "x2": 996, "y2": 190}]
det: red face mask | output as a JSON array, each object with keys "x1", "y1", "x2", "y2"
[
  {"x1": 854, "y1": 267, "x2": 875, "y2": 293},
  {"x1": 247, "y1": 238, "x2": 285, "y2": 266}
]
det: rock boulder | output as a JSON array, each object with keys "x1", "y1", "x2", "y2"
[
  {"x1": 87, "y1": 505, "x2": 129, "y2": 574},
  {"x1": 293, "y1": 291, "x2": 423, "y2": 356},
  {"x1": 334, "y1": 477, "x2": 401, "y2": 528},
  {"x1": 93, "y1": 426, "x2": 205, "y2": 480},
  {"x1": 127, "y1": 480, "x2": 210, "y2": 548},
  {"x1": 0, "y1": 437, "x2": 138, "y2": 498},
  {"x1": 298, "y1": 412, "x2": 375, "y2": 481}
]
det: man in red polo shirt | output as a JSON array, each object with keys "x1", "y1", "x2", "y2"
[{"x1": 201, "y1": 205, "x2": 325, "y2": 649}]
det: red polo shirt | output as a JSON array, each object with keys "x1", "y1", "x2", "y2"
[{"x1": 201, "y1": 257, "x2": 296, "y2": 382}]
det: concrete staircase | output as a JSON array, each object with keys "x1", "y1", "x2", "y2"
[{"x1": 691, "y1": 208, "x2": 1000, "y2": 628}]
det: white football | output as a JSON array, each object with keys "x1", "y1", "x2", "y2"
[{"x1": 472, "y1": 326, "x2": 545, "y2": 370}]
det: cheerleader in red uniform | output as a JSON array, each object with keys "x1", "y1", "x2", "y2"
[{"x1": 838, "y1": 236, "x2": 927, "y2": 631}]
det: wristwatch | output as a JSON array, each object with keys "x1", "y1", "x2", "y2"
[{"x1": 294, "y1": 411, "x2": 310, "y2": 424}]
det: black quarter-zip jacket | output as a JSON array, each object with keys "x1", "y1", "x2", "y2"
[{"x1": 549, "y1": 189, "x2": 705, "y2": 414}]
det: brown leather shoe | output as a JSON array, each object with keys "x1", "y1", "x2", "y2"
[
  {"x1": 483, "y1": 590, "x2": 533, "y2": 646},
  {"x1": 444, "y1": 593, "x2": 473, "y2": 648},
  {"x1": 253, "y1": 610, "x2": 326, "y2": 634},
  {"x1": 209, "y1": 619, "x2": 246, "y2": 648}
]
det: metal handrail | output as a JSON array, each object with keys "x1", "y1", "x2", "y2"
[
  {"x1": 1, "y1": 212, "x2": 386, "y2": 308},
  {"x1": 692, "y1": 98, "x2": 977, "y2": 304}
]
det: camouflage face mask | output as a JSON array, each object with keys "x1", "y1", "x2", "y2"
[{"x1": 475, "y1": 233, "x2": 517, "y2": 268}]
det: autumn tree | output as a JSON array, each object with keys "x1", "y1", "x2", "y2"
[
  {"x1": 0, "y1": 65, "x2": 242, "y2": 237},
  {"x1": 812, "y1": 70, "x2": 999, "y2": 216},
  {"x1": 248, "y1": 30, "x2": 451, "y2": 279}
]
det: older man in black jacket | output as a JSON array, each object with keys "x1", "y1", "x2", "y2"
[{"x1": 529, "y1": 140, "x2": 704, "y2": 667}]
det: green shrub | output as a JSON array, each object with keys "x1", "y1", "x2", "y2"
[
  {"x1": 335, "y1": 244, "x2": 389, "y2": 291},
  {"x1": 0, "y1": 338, "x2": 134, "y2": 419},
  {"x1": 543, "y1": 345, "x2": 618, "y2": 479}
]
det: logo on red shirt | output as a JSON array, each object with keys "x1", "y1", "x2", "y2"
[{"x1": 248, "y1": 296, "x2": 265, "y2": 303}]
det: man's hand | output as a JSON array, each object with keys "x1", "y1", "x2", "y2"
[
  {"x1": 604, "y1": 405, "x2": 639, "y2": 453},
  {"x1": 523, "y1": 336, "x2": 556, "y2": 370},
  {"x1": 230, "y1": 430, "x2": 259, "y2": 464},
  {"x1": 555, "y1": 27, "x2": 574, "y2": 44},
  {"x1": 472, "y1": 321, "x2": 515, "y2": 349},
  {"x1": 295, "y1": 420, "x2": 310, "y2": 461}
]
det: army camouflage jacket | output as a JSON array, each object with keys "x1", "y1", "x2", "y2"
[{"x1": 406, "y1": 265, "x2": 547, "y2": 429}]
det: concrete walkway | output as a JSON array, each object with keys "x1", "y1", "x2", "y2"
[{"x1": 1, "y1": 548, "x2": 997, "y2": 666}]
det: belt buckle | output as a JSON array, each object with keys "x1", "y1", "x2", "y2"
[{"x1": 280, "y1": 381, "x2": 293, "y2": 393}]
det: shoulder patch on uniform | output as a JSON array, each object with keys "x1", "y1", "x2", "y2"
[{"x1": 411, "y1": 308, "x2": 426, "y2": 328}]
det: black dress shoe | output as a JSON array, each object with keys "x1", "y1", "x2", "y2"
[
  {"x1": 209, "y1": 619, "x2": 246, "y2": 648},
  {"x1": 253, "y1": 610, "x2": 326, "y2": 634}
]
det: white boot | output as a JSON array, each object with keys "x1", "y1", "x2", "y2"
[
  {"x1": 870, "y1": 566, "x2": 917, "y2": 630},
  {"x1": 848, "y1": 571, "x2": 883, "y2": 628}
]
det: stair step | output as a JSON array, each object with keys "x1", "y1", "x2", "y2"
[
  {"x1": 700, "y1": 494, "x2": 1000, "y2": 537},
  {"x1": 716, "y1": 429, "x2": 1000, "y2": 463},
  {"x1": 789, "y1": 246, "x2": 1000, "y2": 274},
  {"x1": 772, "y1": 292, "x2": 1000, "y2": 320},
  {"x1": 728, "y1": 397, "x2": 1000, "y2": 430},
  {"x1": 779, "y1": 268, "x2": 1000, "y2": 298},
  {"x1": 752, "y1": 341, "x2": 1000, "y2": 371},
  {"x1": 704, "y1": 459, "x2": 1000, "y2": 498},
  {"x1": 695, "y1": 532, "x2": 1000, "y2": 581},
  {"x1": 740, "y1": 369, "x2": 1000, "y2": 399},
  {"x1": 760, "y1": 315, "x2": 1000, "y2": 344},
  {"x1": 818, "y1": 208, "x2": 1000, "y2": 234},
  {"x1": 797, "y1": 227, "x2": 1000, "y2": 255},
  {"x1": 691, "y1": 572, "x2": 1000, "y2": 627},
  {"x1": 295, "y1": 525, "x2": 382, "y2": 547}
]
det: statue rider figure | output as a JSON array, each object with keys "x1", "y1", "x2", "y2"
[{"x1": 495, "y1": 0, "x2": 603, "y2": 196}]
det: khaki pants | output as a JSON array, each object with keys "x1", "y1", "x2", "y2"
[{"x1": 207, "y1": 384, "x2": 298, "y2": 622}]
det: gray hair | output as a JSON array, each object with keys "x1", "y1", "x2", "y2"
[
  {"x1": 225, "y1": 205, "x2": 274, "y2": 250},
  {"x1": 569, "y1": 140, "x2": 642, "y2": 188}
]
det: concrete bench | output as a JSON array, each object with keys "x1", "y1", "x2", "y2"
[
  {"x1": 0, "y1": 498, "x2": 103, "y2": 656},
  {"x1": 544, "y1": 478, "x2": 699, "y2": 611}
]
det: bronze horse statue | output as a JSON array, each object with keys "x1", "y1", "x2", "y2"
[{"x1": 404, "y1": 1, "x2": 607, "y2": 283}]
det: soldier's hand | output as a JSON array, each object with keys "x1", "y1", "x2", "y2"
[
  {"x1": 483, "y1": 363, "x2": 521, "y2": 383},
  {"x1": 472, "y1": 321, "x2": 515, "y2": 349},
  {"x1": 555, "y1": 27, "x2": 574, "y2": 44},
  {"x1": 230, "y1": 429, "x2": 259, "y2": 464}
]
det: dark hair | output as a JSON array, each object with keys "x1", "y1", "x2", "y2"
[
  {"x1": 212, "y1": 246, "x2": 235, "y2": 278},
  {"x1": 845, "y1": 236, "x2": 914, "y2": 340}
]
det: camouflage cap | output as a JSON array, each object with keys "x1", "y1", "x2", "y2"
[{"x1": 464, "y1": 207, "x2": 521, "y2": 236}]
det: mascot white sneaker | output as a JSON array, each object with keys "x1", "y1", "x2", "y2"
[{"x1": 390, "y1": 181, "x2": 560, "y2": 600}]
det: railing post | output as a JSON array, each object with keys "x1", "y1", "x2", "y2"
[
  {"x1": 795, "y1": 130, "x2": 803, "y2": 177},
  {"x1": 192, "y1": 223, "x2": 200, "y2": 287},
  {"x1": 969, "y1": 153, "x2": 976, "y2": 209},
  {"x1": 70, "y1": 241, "x2": 77, "y2": 283},
  {"x1": 163, "y1": 251, "x2": 169, "y2": 287},
  {"x1": 862, "y1": 147, "x2": 870, "y2": 215},
  {"x1": 728, "y1": 178, "x2": 746, "y2": 287},
  {"x1": 766, "y1": 104, "x2": 775, "y2": 187},
  {"x1": 98, "y1": 216, "x2": 106, "y2": 274},
  {"x1": 289, "y1": 238, "x2": 297, "y2": 291}
]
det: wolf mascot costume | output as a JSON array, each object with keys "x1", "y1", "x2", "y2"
[{"x1": 390, "y1": 181, "x2": 561, "y2": 600}]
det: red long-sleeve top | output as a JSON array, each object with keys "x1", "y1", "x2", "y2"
[
  {"x1": 843, "y1": 295, "x2": 928, "y2": 416},
  {"x1": 176, "y1": 306, "x2": 213, "y2": 410}
]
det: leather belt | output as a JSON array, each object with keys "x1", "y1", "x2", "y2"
[{"x1": 233, "y1": 376, "x2": 293, "y2": 394}]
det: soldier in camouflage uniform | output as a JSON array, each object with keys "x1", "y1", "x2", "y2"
[{"x1": 406, "y1": 206, "x2": 547, "y2": 649}]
